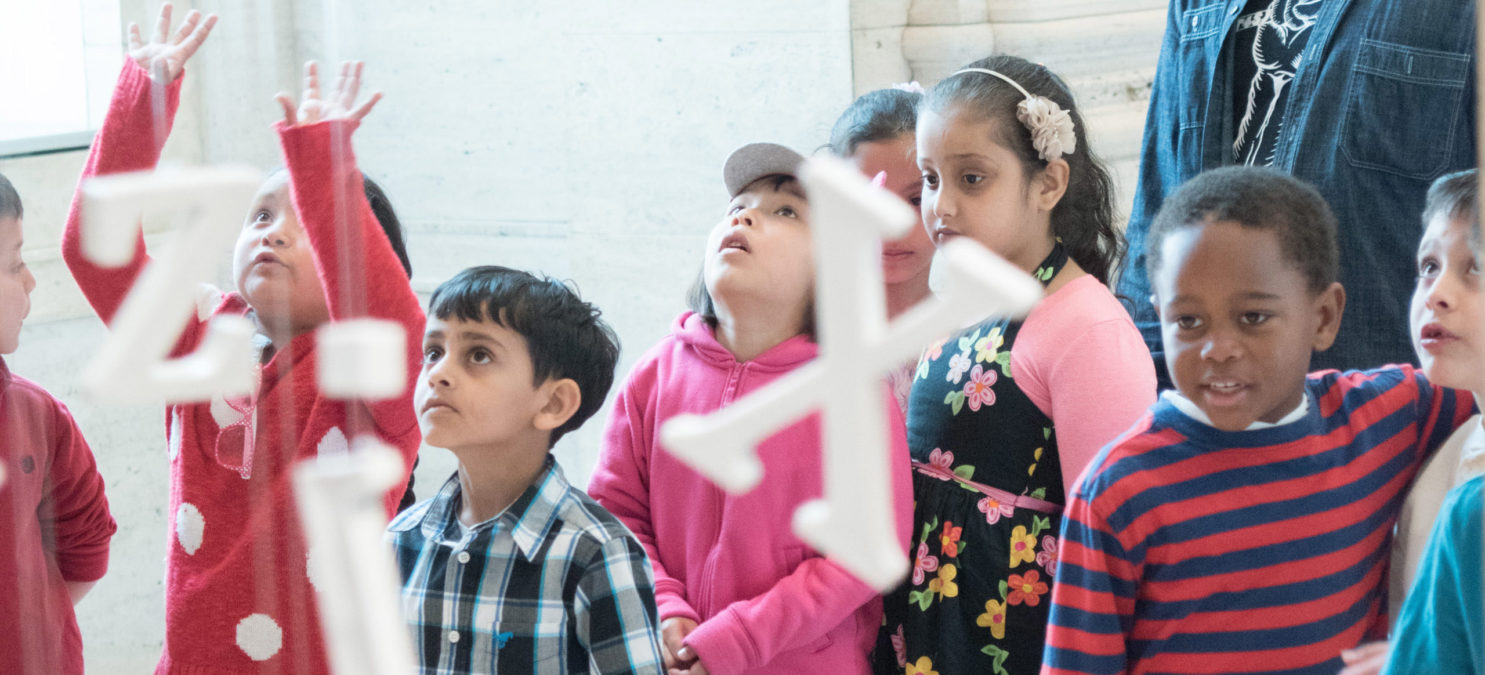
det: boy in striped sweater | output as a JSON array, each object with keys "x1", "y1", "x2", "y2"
[{"x1": 1040, "y1": 167, "x2": 1474, "y2": 675}]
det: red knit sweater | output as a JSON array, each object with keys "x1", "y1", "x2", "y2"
[
  {"x1": 0, "y1": 364, "x2": 116, "y2": 675},
  {"x1": 60, "y1": 61, "x2": 424, "y2": 674}
]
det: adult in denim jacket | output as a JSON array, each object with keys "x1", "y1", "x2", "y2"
[{"x1": 1118, "y1": 0, "x2": 1476, "y2": 389}]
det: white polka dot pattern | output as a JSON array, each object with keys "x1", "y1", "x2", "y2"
[
  {"x1": 235, "y1": 613, "x2": 282, "y2": 661},
  {"x1": 168, "y1": 408, "x2": 183, "y2": 461},
  {"x1": 317, "y1": 426, "x2": 349, "y2": 457},
  {"x1": 175, "y1": 502, "x2": 204, "y2": 555},
  {"x1": 306, "y1": 547, "x2": 321, "y2": 591}
]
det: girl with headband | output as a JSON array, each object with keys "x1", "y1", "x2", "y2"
[{"x1": 875, "y1": 54, "x2": 1155, "y2": 675}]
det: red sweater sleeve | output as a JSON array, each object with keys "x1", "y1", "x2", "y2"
[
  {"x1": 275, "y1": 119, "x2": 425, "y2": 442},
  {"x1": 40, "y1": 393, "x2": 117, "y2": 583},
  {"x1": 60, "y1": 60, "x2": 183, "y2": 326}
]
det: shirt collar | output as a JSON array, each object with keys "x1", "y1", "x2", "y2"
[
  {"x1": 1161, "y1": 389, "x2": 1310, "y2": 430},
  {"x1": 420, "y1": 455, "x2": 570, "y2": 562}
]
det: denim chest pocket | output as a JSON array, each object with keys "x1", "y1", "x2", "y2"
[
  {"x1": 1179, "y1": 3, "x2": 1228, "y2": 44},
  {"x1": 1341, "y1": 39, "x2": 1471, "y2": 179}
]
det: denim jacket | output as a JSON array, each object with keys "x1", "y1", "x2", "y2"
[{"x1": 1117, "y1": 0, "x2": 1476, "y2": 387}]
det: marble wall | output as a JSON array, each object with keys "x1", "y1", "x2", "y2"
[
  {"x1": 1, "y1": 0, "x2": 1164, "y2": 669},
  {"x1": 6, "y1": 1, "x2": 853, "y2": 669}
]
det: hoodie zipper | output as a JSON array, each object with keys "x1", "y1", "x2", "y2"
[{"x1": 695, "y1": 360, "x2": 748, "y2": 618}]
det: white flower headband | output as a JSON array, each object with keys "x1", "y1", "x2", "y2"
[
  {"x1": 951, "y1": 67, "x2": 1077, "y2": 163},
  {"x1": 891, "y1": 80, "x2": 926, "y2": 95}
]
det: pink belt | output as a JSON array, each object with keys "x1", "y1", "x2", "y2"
[{"x1": 913, "y1": 461, "x2": 1063, "y2": 516}]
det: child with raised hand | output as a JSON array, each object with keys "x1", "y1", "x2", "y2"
[
  {"x1": 587, "y1": 143, "x2": 914, "y2": 675},
  {"x1": 59, "y1": 6, "x2": 423, "y2": 673},
  {"x1": 0, "y1": 173, "x2": 116, "y2": 675},
  {"x1": 878, "y1": 55, "x2": 1155, "y2": 675},
  {"x1": 827, "y1": 85, "x2": 935, "y2": 413},
  {"x1": 391, "y1": 266, "x2": 663, "y2": 674},
  {"x1": 1041, "y1": 167, "x2": 1473, "y2": 675}
]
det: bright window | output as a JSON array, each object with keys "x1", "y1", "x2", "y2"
[{"x1": 0, "y1": 0, "x2": 122, "y2": 156}]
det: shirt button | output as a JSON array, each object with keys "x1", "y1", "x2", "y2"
[
  {"x1": 457, "y1": 551, "x2": 471, "y2": 564},
  {"x1": 449, "y1": 630, "x2": 461, "y2": 644}
]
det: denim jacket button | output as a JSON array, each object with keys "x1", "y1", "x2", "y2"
[{"x1": 1229, "y1": 4, "x2": 1239, "y2": 14}]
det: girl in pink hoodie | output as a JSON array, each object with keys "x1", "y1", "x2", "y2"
[{"x1": 588, "y1": 143, "x2": 913, "y2": 675}]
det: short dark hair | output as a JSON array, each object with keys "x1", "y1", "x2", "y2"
[
  {"x1": 828, "y1": 88, "x2": 921, "y2": 157},
  {"x1": 428, "y1": 265, "x2": 620, "y2": 448},
  {"x1": 1423, "y1": 169, "x2": 1480, "y2": 250},
  {"x1": 0, "y1": 172, "x2": 21, "y2": 220},
  {"x1": 1147, "y1": 166, "x2": 1338, "y2": 293},
  {"x1": 687, "y1": 175, "x2": 816, "y2": 338}
]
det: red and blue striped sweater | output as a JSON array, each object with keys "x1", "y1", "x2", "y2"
[{"x1": 1041, "y1": 366, "x2": 1471, "y2": 675}]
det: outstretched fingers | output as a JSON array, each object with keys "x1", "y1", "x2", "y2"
[
  {"x1": 170, "y1": 9, "x2": 200, "y2": 45},
  {"x1": 275, "y1": 93, "x2": 298, "y2": 127},
  {"x1": 348, "y1": 91, "x2": 382, "y2": 122},
  {"x1": 175, "y1": 13, "x2": 217, "y2": 62},
  {"x1": 152, "y1": 3, "x2": 173, "y2": 45},
  {"x1": 337, "y1": 61, "x2": 364, "y2": 111},
  {"x1": 301, "y1": 61, "x2": 321, "y2": 105},
  {"x1": 127, "y1": 22, "x2": 144, "y2": 51}
]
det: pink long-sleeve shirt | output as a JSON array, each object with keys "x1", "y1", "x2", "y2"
[
  {"x1": 1010, "y1": 274, "x2": 1157, "y2": 495},
  {"x1": 60, "y1": 61, "x2": 423, "y2": 674},
  {"x1": 588, "y1": 312, "x2": 914, "y2": 675}
]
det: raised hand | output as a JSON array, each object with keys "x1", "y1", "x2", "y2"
[
  {"x1": 275, "y1": 61, "x2": 383, "y2": 128},
  {"x1": 127, "y1": 3, "x2": 218, "y2": 84}
]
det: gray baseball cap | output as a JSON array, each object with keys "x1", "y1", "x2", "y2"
[{"x1": 723, "y1": 142, "x2": 806, "y2": 198}]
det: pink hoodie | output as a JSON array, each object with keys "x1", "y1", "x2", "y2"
[{"x1": 589, "y1": 312, "x2": 913, "y2": 675}]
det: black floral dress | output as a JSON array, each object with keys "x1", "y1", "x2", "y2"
[{"x1": 875, "y1": 245, "x2": 1070, "y2": 675}]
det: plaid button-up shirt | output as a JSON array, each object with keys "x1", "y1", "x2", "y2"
[{"x1": 390, "y1": 458, "x2": 664, "y2": 674}]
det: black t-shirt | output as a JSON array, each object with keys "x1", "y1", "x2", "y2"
[{"x1": 1231, "y1": 0, "x2": 1324, "y2": 165}]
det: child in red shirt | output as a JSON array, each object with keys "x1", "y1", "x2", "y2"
[
  {"x1": 0, "y1": 172, "x2": 117, "y2": 675},
  {"x1": 59, "y1": 6, "x2": 422, "y2": 673}
]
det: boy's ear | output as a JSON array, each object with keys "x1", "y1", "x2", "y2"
[
  {"x1": 532, "y1": 378, "x2": 582, "y2": 434},
  {"x1": 1310, "y1": 281, "x2": 1346, "y2": 351},
  {"x1": 1034, "y1": 157, "x2": 1071, "y2": 213}
]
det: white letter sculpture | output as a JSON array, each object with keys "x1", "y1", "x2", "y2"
[
  {"x1": 660, "y1": 156, "x2": 1044, "y2": 590},
  {"x1": 316, "y1": 319, "x2": 408, "y2": 400},
  {"x1": 80, "y1": 166, "x2": 261, "y2": 404},
  {"x1": 294, "y1": 317, "x2": 414, "y2": 675},
  {"x1": 293, "y1": 438, "x2": 416, "y2": 675}
]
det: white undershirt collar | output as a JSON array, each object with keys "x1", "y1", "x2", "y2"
[{"x1": 1162, "y1": 389, "x2": 1310, "y2": 430}]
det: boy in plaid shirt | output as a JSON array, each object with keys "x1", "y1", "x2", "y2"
[{"x1": 390, "y1": 265, "x2": 663, "y2": 674}]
